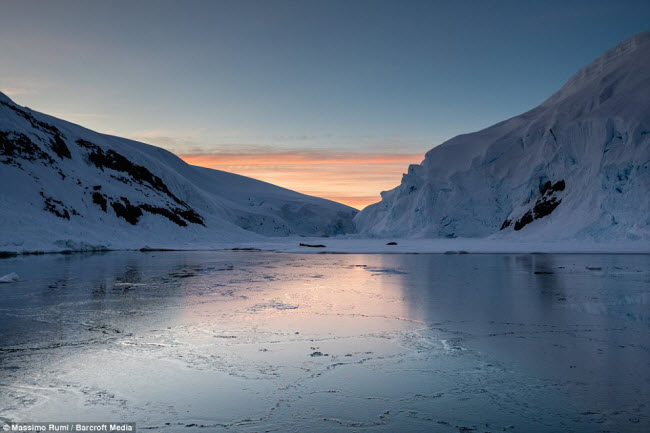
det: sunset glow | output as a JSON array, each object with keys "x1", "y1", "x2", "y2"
[{"x1": 179, "y1": 152, "x2": 423, "y2": 209}]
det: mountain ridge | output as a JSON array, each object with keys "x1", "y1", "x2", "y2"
[
  {"x1": 0, "y1": 92, "x2": 357, "y2": 253},
  {"x1": 354, "y1": 30, "x2": 650, "y2": 240}
]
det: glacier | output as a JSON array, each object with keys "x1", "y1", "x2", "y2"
[{"x1": 354, "y1": 30, "x2": 650, "y2": 241}]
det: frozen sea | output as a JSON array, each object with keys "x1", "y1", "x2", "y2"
[{"x1": 0, "y1": 251, "x2": 649, "y2": 432}]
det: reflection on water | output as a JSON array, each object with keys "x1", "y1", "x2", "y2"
[{"x1": 0, "y1": 251, "x2": 649, "y2": 432}]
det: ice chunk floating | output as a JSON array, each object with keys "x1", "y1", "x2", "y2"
[{"x1": 0, "y1": 272, "x2": 19, "y2": 283}]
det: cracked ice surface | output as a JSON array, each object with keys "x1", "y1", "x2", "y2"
[{"x1": 0, "y1": 251, "x2": 649, "y2": 432}]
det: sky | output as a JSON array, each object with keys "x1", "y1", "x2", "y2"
[{"x1": 1, "y1": 0, "x2": 649, "y2": 208}]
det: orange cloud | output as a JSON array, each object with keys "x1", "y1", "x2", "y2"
[{"x1": 179, "y1": 151, "x2": 422, "y2": 209}]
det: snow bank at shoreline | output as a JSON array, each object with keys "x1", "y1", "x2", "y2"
[{"x1": 2, "y1": 237, "x2": 648, "y2": 256}]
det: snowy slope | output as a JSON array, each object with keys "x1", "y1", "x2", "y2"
[
  {"x1": 0, "y1": 93, "x2": 357, "y2": 253},
  {"x1": 355, "y1": 30, "x2": 650, "y2": 241}
]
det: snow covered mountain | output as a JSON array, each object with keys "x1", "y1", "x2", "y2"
[
  {"x1": 0, "y1": 93, "x2": 356, "y2": 253},
  {"x1": 355, "y1": 30, "x2": 650, "y2": 241}
]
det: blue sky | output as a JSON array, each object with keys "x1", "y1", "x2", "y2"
[{"x1": 1, "y1": 0, "x2": 649, "y2": 207}]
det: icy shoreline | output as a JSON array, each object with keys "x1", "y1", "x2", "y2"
[{"x1": 2, "y1": 237, "x2": 649, "y2": 257}]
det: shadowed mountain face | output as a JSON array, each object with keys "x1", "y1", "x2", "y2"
[
  {"x1": 355, "y1": 30, "x2": 650, "y2": 241},
  {"x1": 0, "y1": 93, "x2": 357, "y2": 253}
]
